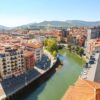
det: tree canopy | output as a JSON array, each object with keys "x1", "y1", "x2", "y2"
[{"x1": 44, "y1": 38, "x2": 58, "y2": 57}]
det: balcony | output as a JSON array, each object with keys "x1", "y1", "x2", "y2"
[
  {"x1": 3, "y1": 63, "x2": 6, "y2": 66},
  {"x1": 15, "y1": 64, "x2": 17, "y2": 66},
  {"x1": 3, "y1": 70, "x2": 7, "y2": 73},
  {"x1": 0, "y1": 54, "x2": 5, "y2": 58},
  {"x1": 11, "y1": 63, "x2": 16, "y2": 65},
  {"x1": 11, "y1": 68, "x2": 14, "y2": 71},
  {"x1": 21, "y1": 58, "x2": 24, "y2": 61},
  {"x1": 2, "y1": 58, "x2": 6, "y2": 62},
  {"x1": 11, "y1": 57, "x2": 17, "y2": 60},
  {"x1": 3, "y1": 66, "x2": 7, "y2": 69}
]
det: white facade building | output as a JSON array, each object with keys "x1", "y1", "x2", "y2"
[
  {"x1": 25, "y1": 41, "x2": 43, "y2": 62},
  {"x1": 0, "y1": 48, "x2": 25, "y2": 79}
]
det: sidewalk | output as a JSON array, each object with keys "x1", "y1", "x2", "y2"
[
  {"x1": 34, "y1": 66, "x2": 46, "y2": 74},
  {"x1": 80, "y1": 53, "x2": 100, "y2": 81}
]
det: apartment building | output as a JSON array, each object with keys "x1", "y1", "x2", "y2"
[
  {"x1": 85, "y1": 39, "x2": 100, "y2": 59},
  {"x1": 23, "y1": 51, "x2": 35, "y2": 70},
  {"x1": 95, "y1": 39, "x2": 100, "y2": 52},
  {"x1": 36, "y1": 36, "x2": 45, "y2": 43},
  {"x1": 0, "y1": 47, "x2": 25, "y2": 79},
  {"x1": 87, "y1": 27, "x2": 100, "y2": 40},
  {"x1": 68, "y1": 27, "x2": 87, "y2": 46},
  {"x1": 69, "y1": 27, "x2": 88, "y2": 37},
  {"x1": 85, "y1": 27, "x2": 100, "y2": 58},
  {"x1": 25, "y1": 41, "x2": 43, "y2": 62}
]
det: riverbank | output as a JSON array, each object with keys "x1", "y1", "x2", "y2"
[
  {"x1": 59, "y1": 48, "x2": 86, "y2": 65},
  {"x1": 8, "y1": 58, "x2": 61, "y2": 100},
  {"x1": 25, "y1": 49, "x2": 85, "y2": 100},
  {"x1": 0, "y1": 51, "x2": 59, "y2": 100},
  {"x1": 61, "y1": 52, "x2": 100, "y2": 100},
  {"x1": 80, "y1": 53, "x2": 100, "y2": 81}
]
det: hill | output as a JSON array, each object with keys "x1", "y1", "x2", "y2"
[
  {"x1": 18, "y1": 20, "x2": 100, "y2": 29},
  {"x1": 1, "y1": 20, "x2": 100, "y2": 30}
]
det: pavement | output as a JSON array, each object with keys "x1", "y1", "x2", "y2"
[{"x1": 80, "y1": 53, "x2": 100, "y2": 81}]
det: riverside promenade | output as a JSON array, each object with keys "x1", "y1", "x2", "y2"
[
  {"x1": 80, "y1": 53, "x2": 100, "y2": 81},
  {"x1": 0, "y1": 52, "x2": 56, "y2": 100}
]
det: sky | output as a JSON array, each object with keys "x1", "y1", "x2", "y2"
[{"x1": 0, "y1": 0, "x2": 100, "y2": 27}]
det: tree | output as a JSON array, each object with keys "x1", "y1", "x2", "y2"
[
  {"x1": 47, "y1": 39, "x2": 57, "y2": 52},
  {"x1": 52, "y1": 50, "x2": 57, "y2": 57},
  {"x1": 75, "y1": 46, "x2": 80, "y2": 54},
  {"x1": 44, "y1": 38, "x2": 57, "y2": 53},
  {"x1": 44, "y1": 39, "x2": 48, "y2": 46},
  {"x1": 79, "y1": 48, "x2": 84, "y2": 57},
  {"x1": 68, "y1": 44, "x2": 72, "y2": 52}
]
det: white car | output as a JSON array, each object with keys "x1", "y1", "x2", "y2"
[{"x1": 82, "y1": 72, "x2": 87, "y2": 75}]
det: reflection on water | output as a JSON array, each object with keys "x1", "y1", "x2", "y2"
[{"x1": 25, "y1": 53, "x2": 83, "y2": 100}]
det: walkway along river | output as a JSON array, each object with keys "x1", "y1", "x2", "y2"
[{"x1": 24, "y1": 50, "x2": 85, "y2": 100}]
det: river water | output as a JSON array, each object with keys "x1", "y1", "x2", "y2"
[{"x1": 25, "y1": 51, "x2": 83, "y2": 100}]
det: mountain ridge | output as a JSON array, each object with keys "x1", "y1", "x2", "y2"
[
  {"x1": 0, "y1": 20, "x2": 100, "y2": 30},
  {"x1": 15, "y1": 20, "x2": 100, "y2": 29}
]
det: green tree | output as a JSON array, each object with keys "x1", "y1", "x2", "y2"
[
  {"x1": 76, "y1": 46, "x2": 80, "y2": 54},
  {"x1": 79, "y1": 48, "x2": 84, "y2": 57},
  {"x1": 52, "y1": 50, "x2": 57, "y2": 57},
  {"x1": 44, "y1": 38, "x2": 57, "y2": 54},
  {"x1": 68, "y1": 44, "x2": 72, "y2": 52},
  {"x1": 47, "y1": 39, "x2": 57, "y2": 52},
  {"x1": 44, "y1": 39, "x2": 48, "y2": 46}
]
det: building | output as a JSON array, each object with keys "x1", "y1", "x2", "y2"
[
  {"x1": 85, "y1": 27, "x2": 100, "y2": 51},
  {"x1": 36, "y1": 35, "x2": 45, "y2": 43},
  {"x1": 85, "y1": 39, "x2": 100, "y2": 58},
  {"x1": 61, "y1": 29, "x2": 69, "y2": 37},
  {"x1": 0, "y1": 47, "x2": 25, "y2": 79},
  {"x1": 85, "y1": 27, "x2": 100, "y2": 58},
  {"x1": 55, "y1": 29, "x2": 68, "y2": 42},
  {"x1": 25, "y1": 41, "x2": 43, "y2": 61},
  {"x1": 68, "y1": 27, "x2": 87, "y2": 46},
  {"x1": 85, "y1": 39, "x2": 95, "y2": 58},
  {"x1": 95, "y1": 39, "x2": 100, "y2": 52},
  {"x1": 69, "y1": 27, "x2": 88, "y2": 37},
  {"x1": 87, "y1": 27, "x2": 100, "y2": 40},
  {"x1": 62, "y1": 78, "x2": 100, "y2": 100},
  {"x1": 23, "y1": 51, "x2": 35, "y2": 70}
]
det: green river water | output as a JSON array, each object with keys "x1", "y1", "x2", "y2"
[{"x1": 25, "y1": 49, "x2": 85, "y2": 100}]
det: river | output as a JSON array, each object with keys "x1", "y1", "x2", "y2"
[{"x1": 25, "y1": 50, "x2": 84, "y2": 100}]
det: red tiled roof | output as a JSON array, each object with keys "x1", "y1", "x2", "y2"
[
  {"x1": 26, "y1": 42, "x2": 43, "y2": 49},
  {"x1": 23, "y1": 51, "x2": 33, "y2": 57},
  {"x1": 62, "y1": 78, "x2": 100, "y2": 100}
]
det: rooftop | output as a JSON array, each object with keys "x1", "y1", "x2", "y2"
[
  {"x1": 62, "y1": 78, "x2": 100, "y2": 100},
  {"x1": 23, "y1": 51, "x2": 33, "y2": 57},
  {"x1": 26, "y1": 42, "x2": 43, "y2": 49}
]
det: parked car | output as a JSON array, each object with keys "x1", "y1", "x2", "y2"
[
  {"x1": 88, "y1": 60, "x2": 95, "y2": 64},
  {"x1": 90, "y1": 57, "x2": 96, "y2": 61}
]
